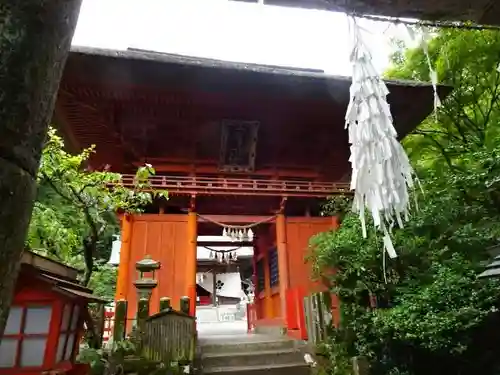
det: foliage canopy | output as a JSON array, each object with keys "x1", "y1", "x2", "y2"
[
  {"x1": 312, "y1": 28, "x2": 500, "y2": 375},
  {"x1": 27, "y1": 128, "x2": 167, "y2": 294}
]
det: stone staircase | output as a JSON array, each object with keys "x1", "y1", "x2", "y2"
[{"x1": 198, "y1": 335, "x2": 311, "y2": 375}]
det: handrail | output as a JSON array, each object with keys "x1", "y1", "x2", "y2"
[
  {"x1": 118, "y1": 174, "x2": 351, "y2": 197},
  {"x1": 142, "y1": 309, "x2": 196, "y2": 364}
]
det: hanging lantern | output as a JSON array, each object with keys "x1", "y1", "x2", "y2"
[
  {"x1": 108, "y1": 235, "x2": 121, "y2": 265},
  {"x1": 223, "y1": 227, "x2": 228, "y2": 237},
  {"x1": 248, "y1": 229, "x2": 254, "y2": 241}
]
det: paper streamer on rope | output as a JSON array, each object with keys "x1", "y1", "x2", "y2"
[
  {"x1": 407, "y1": 27, "x2": 441, "y2": 113},
  {"x1": 345, "y1": 18, "x2": 416, "y2": 259},
  {"x1": 407, "y1": 26, "x2": 442, "y2": 114}
]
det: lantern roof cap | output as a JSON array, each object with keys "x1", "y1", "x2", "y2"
[
  {"x1": 136, "y1": 256, "x2": 161, "y2": 271},
  {"x1": 478, "y1": 254, "x2": 500, "y2": 279}
]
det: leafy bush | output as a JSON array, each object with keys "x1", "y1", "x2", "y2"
[{"x1": 310, "y1": 27, "x2": 500, "y2": 375}]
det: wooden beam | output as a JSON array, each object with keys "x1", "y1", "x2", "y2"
[
  {"x1": 279, "y1": 197, "x2": 287, "y2": 213},
  {"x1": 189, "y1": 194, "x2": 196, "y2": 211},
  {"x1": 197, "y1": 215, "x2": 276, "y2": 224},
  {"x1": 60, "y1": 90, "x2": 144, "y2": 163},
  {"x1": 138, "y1": 162, "x2": 322, "y2": 178},
  {"x1": 53, "y1": 99, "x2": 81, "y2": 152},
  {"x1": 197, "y1": 241, "x2": 253, "y2": 247},
  {"x1": 144, "y1": 157, "x2": 325, "y2": 171}
]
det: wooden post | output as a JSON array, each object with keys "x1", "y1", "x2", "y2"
[
  {"x1": 352, "y1": 356, "x2": 370, "y2": 375},
  {"x1": 187, "y1": 212, "x2": 197, "y2": 316},
  {"x1": 251, "y1": 246, "x2": 258, "y2": 307},
  {"x1": 313, "y1": 293, "x2": 325, "y2": 341},
  {"x1": 159, "y1": 297, "x2": 171, "y2": 311},
  {"x1": 113, "y1": 299, "x2": 128, "y2": 343},
  {"x1": 212, "y1": 269, "x2": 217, "y2": 306},
  {"x1": 263, "y1": 243, "x2": 273, "y2": 318},
  {"x1": 115, "y1": 214, "x2": 133, "y2": 301},
  {"x1": 303, "y1": 295, "x2": 315, "y2": 343},
  {"x1": 180, "y1": 296, "x2": 191, "y2": 315},
  {"x1": 94, "y1": 304, "x2": 106, "y2": 348},
  {"x1": 276, "y1": 213, "x2": 289, "y2": 324}
]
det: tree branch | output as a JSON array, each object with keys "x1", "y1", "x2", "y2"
[{"x1": 41, "y1": 171, "x2": 75, "y2": 205}]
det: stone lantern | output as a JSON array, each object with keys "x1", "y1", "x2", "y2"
[
  {"x1": 478, "y1": 245, "x2": 500, "y2": 279},
  {"x1": 133, "y1": 256, "x2": 160, "y2": 300}
]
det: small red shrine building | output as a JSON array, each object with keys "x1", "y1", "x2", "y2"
[
  {"x1": 0, "y1": 251, "x2": 106, "y2": 375},
  {"x1": 54, "y1": 47, "x2": 448, "y2": 336}
]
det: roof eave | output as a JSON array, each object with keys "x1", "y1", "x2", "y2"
[{"x1": 230, "y1": 0, "x2": 499, "y2": 26}]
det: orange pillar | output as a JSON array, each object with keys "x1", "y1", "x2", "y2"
[
  {"x1": 187, "y1": 211, "x2": 197, "y2": 316},
  {"x1": 276, "y1": 214, "x2": 289, "y2": 324},
  {"x1": 115, "y1": 214, "x2": 132, "y2": 301},
  {"x1": 332, "y1": 215, "x2": 340, "y2": 229}
]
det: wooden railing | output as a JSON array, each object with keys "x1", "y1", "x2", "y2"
[
  {"x1": 119, "y1": 174, "x2": 351, "y2": 198},
  {"x1": 105, "y1": 297, "x2": 197, "y2": 371},
  {"x1": 142, "y1": 309, "x2": 196, "y2": 364},
  {"x1": 285, "y1": 288, "x2": 336, "y2": 343}
]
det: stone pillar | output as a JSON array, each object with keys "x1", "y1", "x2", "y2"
[
  {"x1": 113, "y1": 300, "x2": 128, "y2": 343},
  {"x1": 180, "y1": 296, "x2": 191, "y2": 315},
  {"x1": 159, "y1": 297, "x2": 171, "y2": 311},
  {"x1": 136, "y1": 298, "x2": 150, "y2": 351}
]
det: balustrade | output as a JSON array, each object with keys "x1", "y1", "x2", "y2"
[{"x1": 118, "y1": 174, "x2": 350, "y2": 197}]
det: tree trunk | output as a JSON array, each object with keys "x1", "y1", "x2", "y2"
[{"x1": 0, "y1": 1, "x2": 82, "y2": 338}]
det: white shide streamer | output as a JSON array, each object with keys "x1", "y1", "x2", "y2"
[
  {"x1": 345, "y1": 19, "x2": 416, "y2": 258},
  {"x1": 406, "y1": 26, "x2": 442, "y2": 114}
]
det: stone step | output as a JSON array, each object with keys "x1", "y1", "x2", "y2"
[
  {"x1": 203, "y1": 362, "x2": 310, "y2": 375},
  {"x1": 254, "y1": 325, "x2": 287, "y2": 337},
  {"x1": 201, "y1": 338, "x2": 296, "y2": 355},
  {"x1": 202, "y1": 348, "x2": 303, "y2": 368}
]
